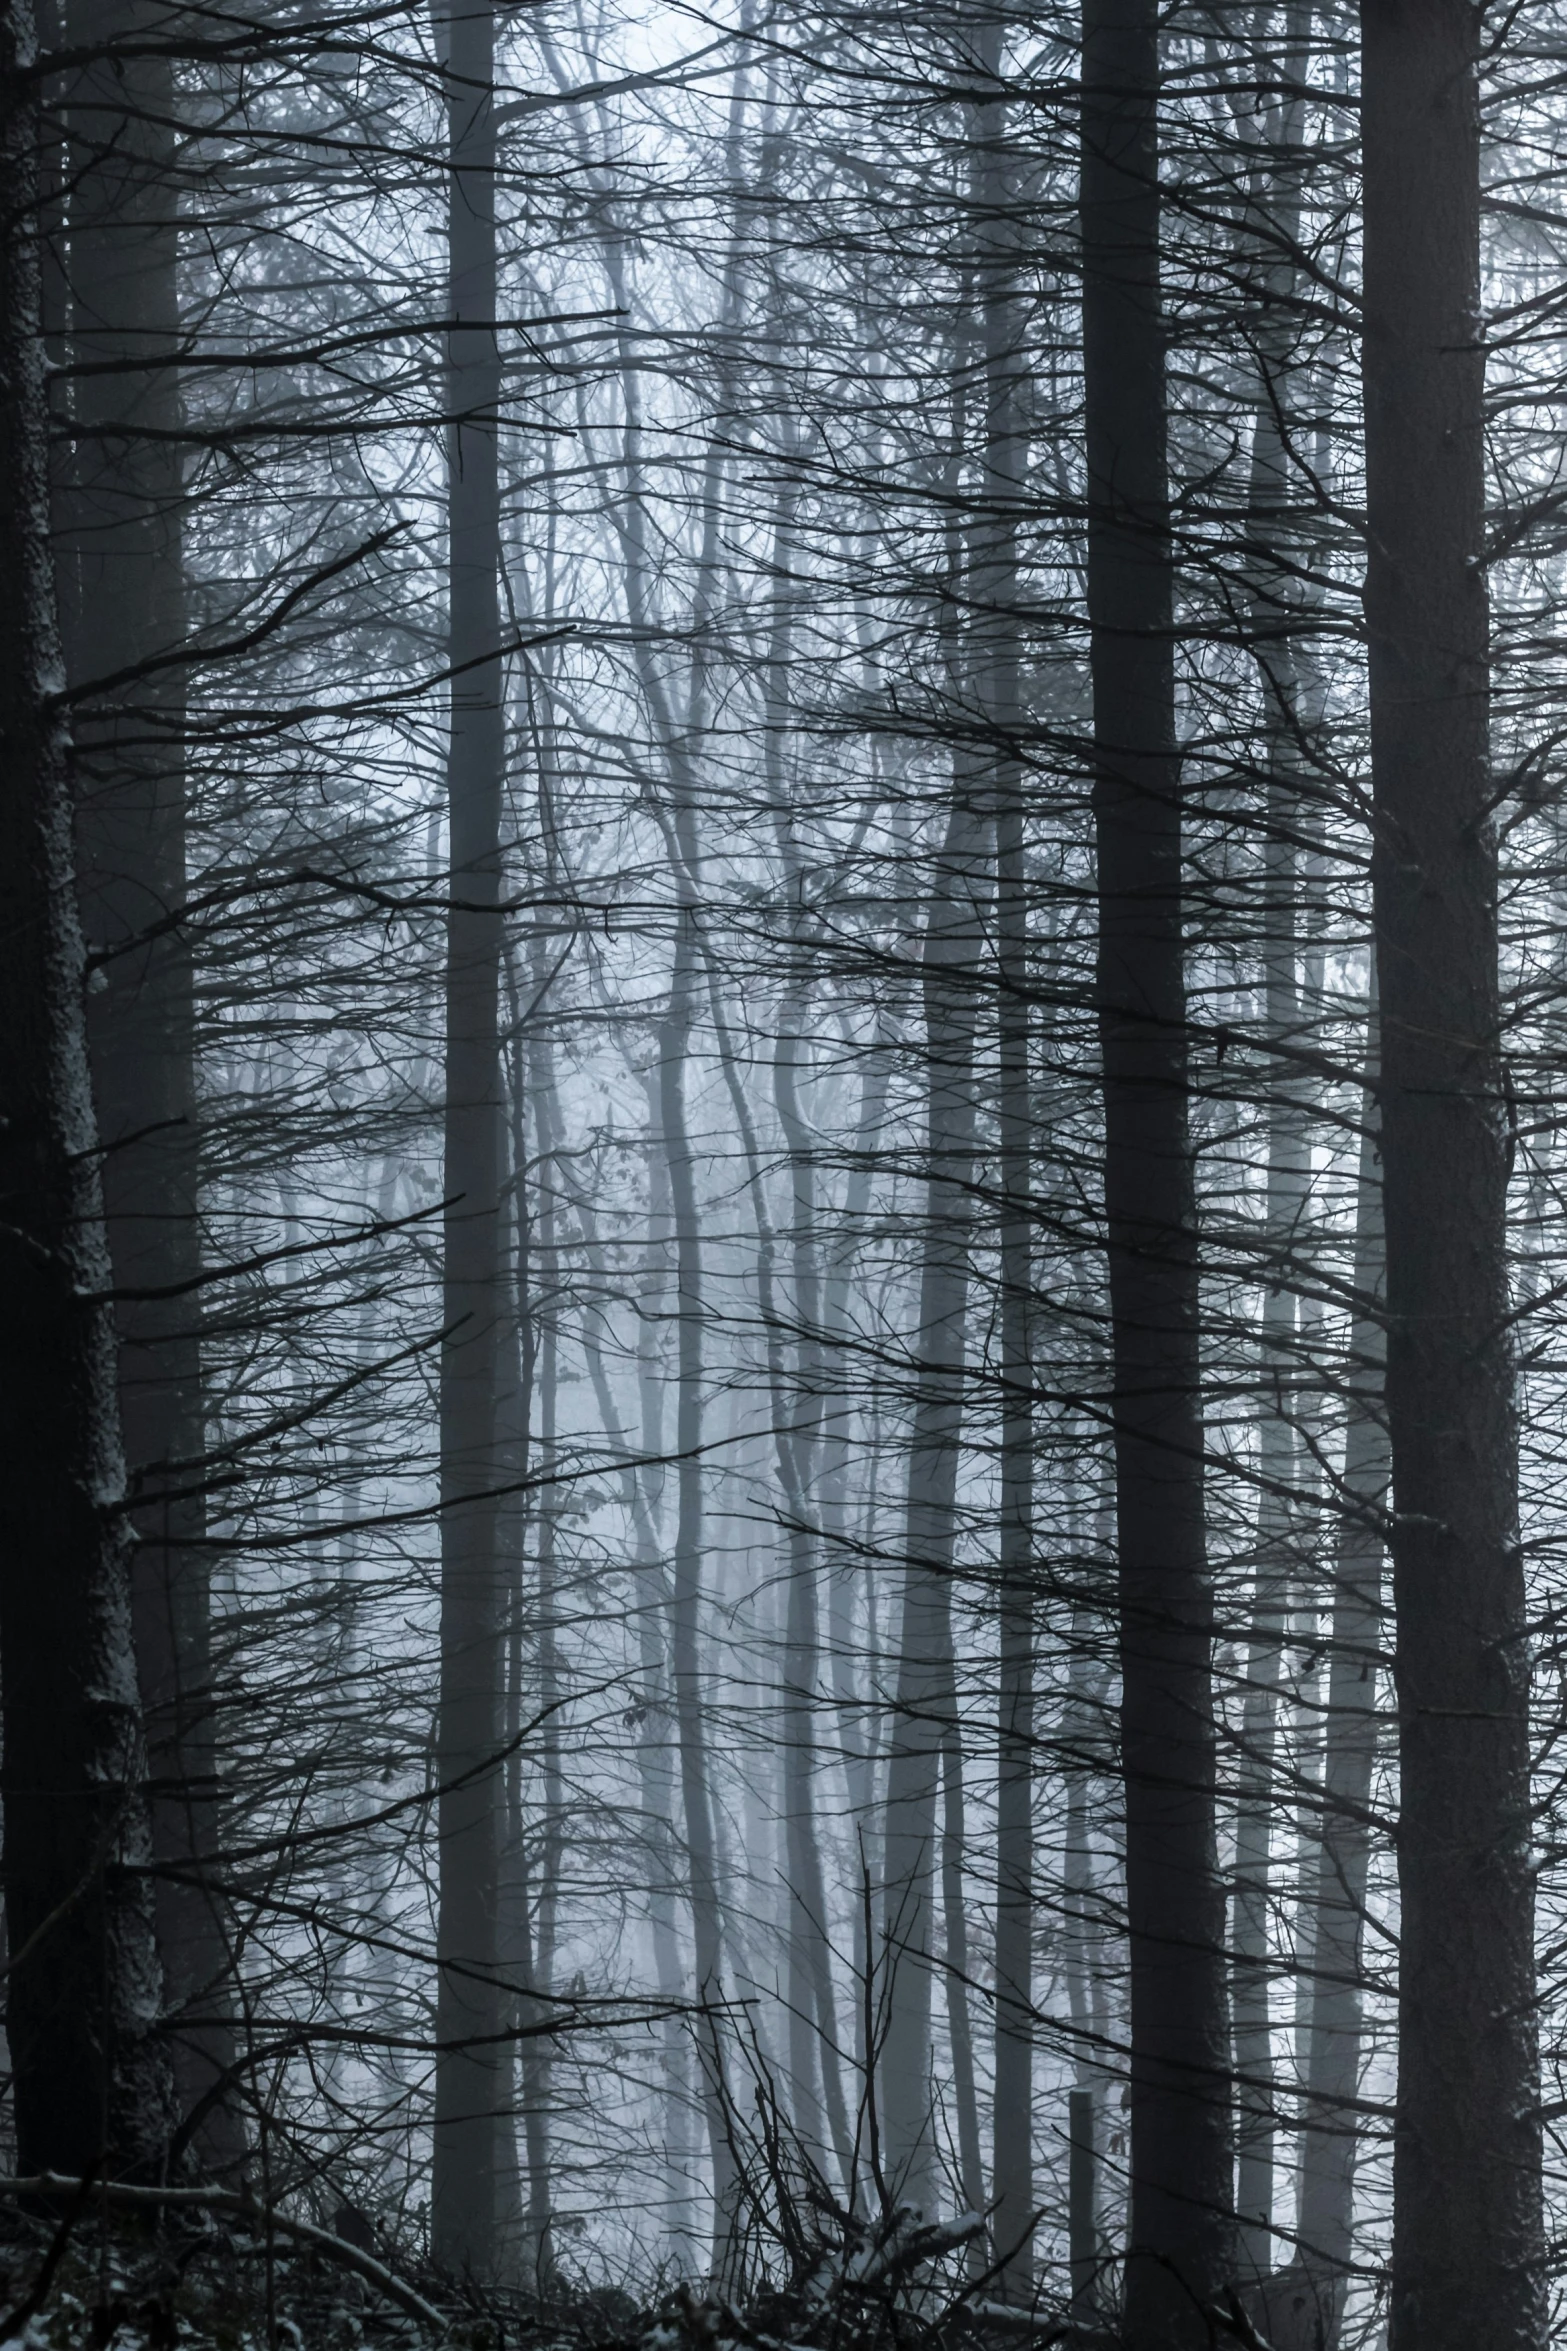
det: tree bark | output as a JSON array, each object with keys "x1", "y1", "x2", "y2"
[
  {"x1": 703, "y1": 967, "x2": 852, "y2": 2183},
  {"x1": 659, "y1": 911, "x2": 741, "y2": 2271},
  {"x1": 57, "y1": 0, "x2": 241, "y2": 2171},
  {"x1": 752, "y1": 449, "x2": 853, "y2": 2181},
  {"x1": 1295, "y1": 1011, "x2": 1384, "y2": 2340},
  {"x1": 0, "y1": 0, "x2": 172, "y2": 2174},
  {"x1": 1360, "y1": 7, "x2": 1544, "y2": 2347},
  {"x1": 939, "y1": 1720, "x2": 985, "y2": 2258},
  {"x1": 969, "y1": 21, "x2": 1034, "y2": 2291},
  {"x1": 1080, "y1": 2, "x2": 1234, "y2": 2335},
  {"x1": 431, "y1": 0, "x2": 505, "y2": 2269},
  {"x1": 879, "y1": 789, "x2": 984, "y2": 2215},
  {"x1": 1230, "y1": 25, "x2": 1313, "y2": 2256}
]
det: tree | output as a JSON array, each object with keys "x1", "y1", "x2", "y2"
[
  {"x1": 1080, "y1": 0, "x2": 1234, "y2": 2335},
  {"x1": 432, "y1": 0, "x2": 506, "y2": 2270},
  {"x1": 58, "y1": 0, "x2": 240, "y2": 2170},
  {"x1": 0, "y1": 0, "x2": 172, "y2": 2175},
  {"x1": 1361, "y1": 5, "x2": 1545, "y2": 2346}
]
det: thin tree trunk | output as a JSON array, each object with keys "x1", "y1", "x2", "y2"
[
  {"x1": 0, "y1": 0, "x2": 172, "y2": 2170},
  {"x1": 598, "y1": 269, "x2": 739, "y2": 2260},
  {"x1": 939, "y1": 1721, "x2": 986, "y2": 2256},
  {"x1": 521, "y1": 1313, "x2": 559, "y2": 2286},
  {"x1": 750, "y1": 444, "x2": 854, "y2": 2181},
  {"x1": 1063, "y1": 1575, "x2": 1113, "y2": 2313},
  {"x1": 879, "y1": 789, "x2": 985, "y2": 2215},
  {"x1": 708, "y1": 973, "x2": 853, "y2": 2182},
  {"x1": 969, "y1": 19, "x2": 1035, "y2": 2291},
  {"x1": 431, "y1": 0, "x2": 504, "y2": 2267},
  {"x1": 775, "y1": 1009, "x2": 848, "y2": 2179},
  {"x1": 1229, "y1": 21, "x2": 1313, "y2": 2257},
  {"x1": 496, "y1": 947, "x2": 539, "y2": 2280},
  {"x1": 520, "y1": 997, "x2": 563, "y2": 2288},
  {"x1": 1295, "y1": 1006, "x2": 1384, "y2": 2339},
  {"x1": 570, "y1": 1146, "x2": 697, "y2": 2263},
  {"x1": 1361, "y1": 8, "x2": 1544, "y2": 2346},
  {"x1": 820, "y1": 1038, "x2": 889, "y2": 2100},
  {"x1": 495, "y1": 1278, "x2": 528, "y2": 2279},
  {"x1": 659, "y1": 911, "x2": 740, "y2": 2271},
  {"x1": 634, "y1": 1116, "x2": 703, "y2": 2262},
  {"x1": 1080, "y1": 2, "x2": 1234, "y2": 2335},
  {"x1": 591, "y1": 236, "x2": 747, "y2": 2262},
  {"x1": 1232, "y1": 793, "x2": 1305, "y2": 2274}
]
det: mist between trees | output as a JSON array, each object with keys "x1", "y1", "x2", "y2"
[{"x1": 1, "y1": 1, "x2": 1562, "y2": 2348}]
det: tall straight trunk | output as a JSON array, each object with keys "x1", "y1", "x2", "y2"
[
  {"x1": 1080, "y1": 3, "x2": 1234, "y2": 2337},
  {"x1": 1230, "y1": 24, "x2": 1312, "y2": 2257},
  {"x1": 1360, "y1": 10, "x2": 1544, "y2": 2348},
  {"x1": 939, "y1": 1721, "x2": 985, "y2": 2255},
  {"x1": 879, "y1": 789, "x2": 985, "y2": 2214},
  {"x1": 1231, "y1": 872, "x2": 1302, "y2": 2270},
  {"x1": 634, "y1": 1119, "x2": 702, "y2": 2260},
  {"x1": 969, "y1": 20, "x2": 1034, "y2": 2291},
  {"x1": 706, "y1": 967, "x2": 853, "y2": 2180},
  {"x1": 599, "y1": 267, "x2": 738, "y2": 2255},
  {"x1": 495, "y1": 1269, "x2": 528, "y2": 2275},
  {"x1": 520, "y1": 991, "x2": 565, "y2": 2286},
  {"x1": 496, "y1": 951, "x2": 538, "y2": 2275},
  {"x1": 57, "y1": 0, "x2": 239, "y2": 2166},
  {"x1": 821, "y1": 1038, "x2": 890, "y2": 2080},
  {"x1": 1063, "y1": 1587, "x2": 1112, "y2": 2315},
  {"x1": 521, "y1": 1309, "x2": 559, "y2": 2284},
  {"x1": 659, "y1": 911, "x2": 740, "y2": 2269},
  {"x1": 570, "y1": 1147, "x2": 696, "y2": 2260},
  {"x1": 758, "y1": 458, "x2": 854, "y2": 2181},
  {"x1": 431, "y1": 0, "x2": 505, "y2": 2270},
  {"x1": 774, "y1": 1006, "x2": 848, "y2": 2176},
  {"x1": 0, "y1": 0, "x2": 172, "y2": 2172},
  {"x1": 1295, "y1": 1011, "x2": 1384, "y2": 2337}
]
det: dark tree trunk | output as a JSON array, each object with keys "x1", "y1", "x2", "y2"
[
  {"x1": 879, "y1": 788, "x2": 984, "y2": 2214},
  {"x1": 658, "y1": 910, "x2": 741, "y2": 2269},
  {"x1": 57, "y1": 0, "x2": 240, "y2": 2170},
  {"x1": 1296, "y1": 1018, "x2": 1384, "y2": 2337},
  {"x1": 1360, "y1": 8, "x2": 1545, "y2": 2348},
  {"x1": 1080, "y1": 2, "x2": 1234, "y2": 2337},
  {"x1": 431, "y1": 0, "x2": 504, "y2": 2270},
  {"x1": 0, "y1": 0, "x2": 172, "y2": 2176},
  {"x1": 969, "y1": 24, "x2": 1034, "y2": 2289}
]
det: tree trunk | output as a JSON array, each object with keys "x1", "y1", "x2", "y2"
[
  {"x1": 1080, "y1": 2, "x2": 1234, "y2": 2336},
  {"x1": 1063, "y1": 1574, "x2": 1113, "y2": 2312},
  {"x1": 1230, "y1": 23, "x2": 1312, "y2": 2257},
  {"x1": 56, "y1": 0, "x2": 243, "y2": 2173},
  {"x1": 1295, "y1": 1007, "x2": 1384, "y2": 2340},
  {"x1": 0, "y1": 0, "x2": 172, "y2": 2173},
  {"x1": 1360, "y1": 7, "x2": 1544, "y2": 2347},
  {"x1": 518, "y1": 952, "x2": 565, "y2": 2287},
  {"x1": 571, "y1": 1140, "x2": 697, "y2": 2262},
  {"x1": 659, "y1": 911, "x2": 740, "y2": 2271},
  {"x1": 940, "y1": 1720, "x2": 986, "y2": 2258},
  {"x1": 879, "y1": 789, "x2": 984, "y2": 2215},
  {"x1": 774, "y1": 1004, "x2": 854, "y2": 2183},
  {"x1": 753, "y1": 449, "x2": 853, "y2": 2181},
  {"x1": 820, "y1": 1037, "x2": 889, "y2": 2090},
  {"x1": 431, "y1": 0, "x2": 504, "y2": 2269},
  {"x1": 703, "y1": 972, "x2": 856, "y2": 2184},
  {"x1": 1231, "y1": 770, "x2": 1305, "y2": 2277},
  {"x1": 969, "y1": 21, "x2": 1035, "y2": 2292}
]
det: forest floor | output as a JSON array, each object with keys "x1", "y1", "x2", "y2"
[{"x1": 0, "y1": 2202, "x2": 1073, "y2": 2351}]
